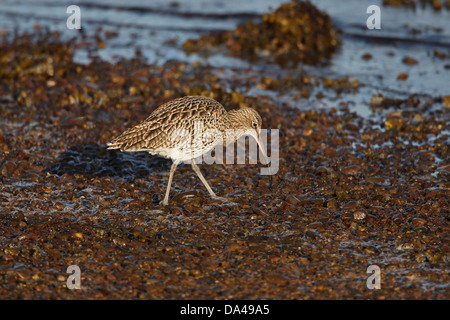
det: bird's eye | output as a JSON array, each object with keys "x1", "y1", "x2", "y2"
[{"x1": 252, "y1": 122, "x2": 257, "y2": 128}]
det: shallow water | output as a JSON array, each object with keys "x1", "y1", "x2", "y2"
[{"x1": 1, "y1": 0, "x2": 448, "y2": 118}]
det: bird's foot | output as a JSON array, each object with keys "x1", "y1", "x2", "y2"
[
  {"x1": 210, "y1": 195, "x2": 236, "y2": 205},
  {"x1": 211, "y1": 195, "x2": 228, "y2": 202}
]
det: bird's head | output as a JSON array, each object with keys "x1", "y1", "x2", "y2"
[{"x1": 228, "y1": 107, "x2": 265, "y2": 157}]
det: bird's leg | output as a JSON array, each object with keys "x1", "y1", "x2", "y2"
[
  {"x1": 191, "y1": 160, "x2": 228, "y2": 202},
  {"x1": 162, "y1": 161, "x2": 179, "y2": 206}
]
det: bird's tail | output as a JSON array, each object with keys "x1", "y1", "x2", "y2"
[{"x1": 107, "y1": 123, "x2": 150, "y2": 152}]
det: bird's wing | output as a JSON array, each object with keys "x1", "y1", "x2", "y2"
[{"x1": 107, "y1": 96, "x2": 228, "y2": 152}]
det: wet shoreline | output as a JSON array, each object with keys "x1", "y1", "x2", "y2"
[{"x1": 0, "y1": 0, "x2": 449, "y2": 299}]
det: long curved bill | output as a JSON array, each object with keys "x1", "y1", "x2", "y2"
[
  {"x1": 255, "y1": 133, "x2": 267, "y2": 160},
  {"x1": 255, "y1": 132, "x2": 272, "y2": 188}
]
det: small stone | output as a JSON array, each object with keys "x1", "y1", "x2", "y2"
[
  {"x1": 396, "y1": 243, "x2": 414, "y2": 251},
  {"x1": 402, "y1": 56, "x2": 418, "y2": 65},
  {"x1": 342, "y1": 165, "x2": 362, "y2": 176},
  {"x1": 226, "y1": 242, "x2": 242, "y2": 252},
  {"x1": 326, "y1": 199, "x2": 338, "y2": 208},
  {"x1": 129, "y1": 86, "x2": 138, "y2": 96},
  {"x1": 415, "y1": 253, "x2": 427, "y2": 263},
  {"x1": 323, "y1": 147, "x2": 336, "y2": 157},
  {"x1": 285, "y1": 195, "x2": 299, "y2": 205},
  {"x1": 302, "y1": 127, "x2": 313, "y2": 136},
  {"x1": 2, "y1": 161, "x2": 16, "y2": 176},
  {"x1": 369, "y1": 94, "x2": 384, "y2": 108},
  {"x1": 353, "y1": 210, "x2": 367, "y2": 220},
  {"x1": 442, "y1": 95, "x2": 450, "y2": 108},
  {"x1": 397, "y1": 73, "x2": 408, "y2": 80},
  {"x1": 412, "y1": 218, "x2": 426, "y2": 227},
  {"x1": 384, "y1": 117, "x2": 405, "y2": 130},
  {"x1": 349, "y1": 222, "x2": 358, "y2": 231},
  {"x1": 431, "y1": 0, "x2": 443, "y2": 10},
  {"x1": 300, "y1": 87, "x2": 310, "y2": 98},
  {"x1": 305, "y1": 230, "x2": 323, "y2": 241}
]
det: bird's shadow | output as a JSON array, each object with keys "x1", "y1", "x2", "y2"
[{"x1": 46, "y1": 144, "x2": 171, "y2": 181}]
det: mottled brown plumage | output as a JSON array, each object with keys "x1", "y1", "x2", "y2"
[{"x1": 108, "y1": 95, "x2": 264, "y2": 205}]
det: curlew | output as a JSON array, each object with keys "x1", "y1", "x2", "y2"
[{"x1": 107, "y1": 95, "x2": 265, "y2": 205}]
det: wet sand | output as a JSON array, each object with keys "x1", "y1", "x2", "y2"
[{"x1": 0, "y1": 0, "x2": 448, "y2": 299}]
